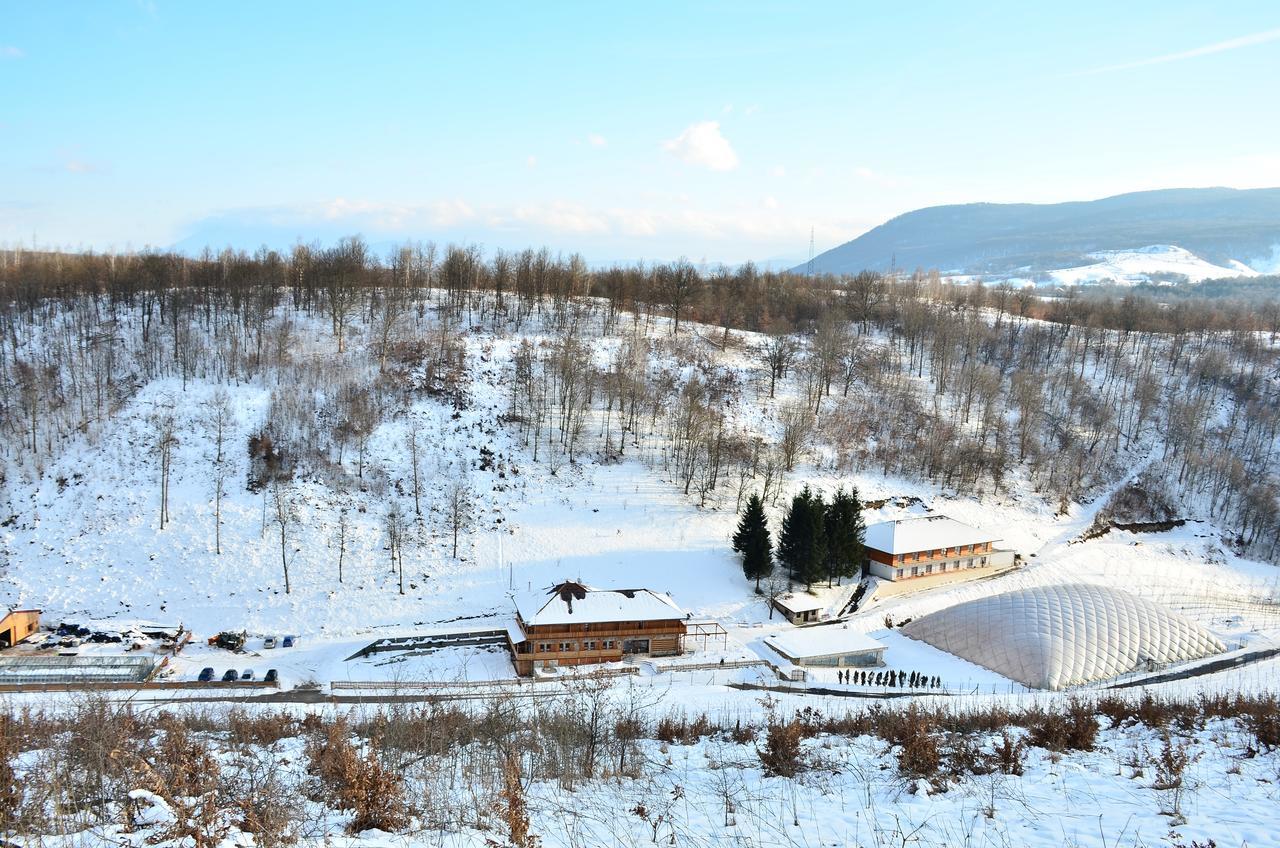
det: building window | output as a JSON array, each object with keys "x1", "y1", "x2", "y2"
[
  {"x1": 910, "y1": 566, "x2": 919, "y2": 577},
  {"x1": 559, "y1": 641, "x2": 576, "y2": 652},
  {"x1": 895, "y1": 569, "x2": 903, "y2": 579},
  {"x1": 537, "y1": 642, "x2": 552, "y2": 653},
  {"x1": 583, "y1": 640, "x2": 597, "y2": 651},
  {"x1": 981, "y1": 556, "x2": 988, "y2": 566},
  {"x1": 603, "y1": 639, "x2": 616, "y2": 649}
]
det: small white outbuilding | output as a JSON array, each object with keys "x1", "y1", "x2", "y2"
[{"x1": 764, "y1": 626, "x2": 887, "y2": 668}]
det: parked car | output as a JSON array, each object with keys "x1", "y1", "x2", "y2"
[
  {"x1": 198, "y1": 667, "x2": 215, "y2": 682},
  {"x1": 58, "y1": 636, "x2": 81, "y2": 648},
  {"x1": 221, "y1": 669, "x2": 239, "y2": 682},
  {"x1": 264, "y1": 669, "x2": 278, "y2": 684},
  {"x1": 241, "y1": 669, "x2": 254, "y2": 681},
  {"x1": 281, "y1": 635, "x2": 295, "y2": 648},
  {"x1": 263, "y1": 636, "x2": 277, "y2": 649}
]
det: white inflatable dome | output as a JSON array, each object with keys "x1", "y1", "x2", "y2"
[{"x1": 901, "y1": 583, "x2": 1226, "y2": 690}]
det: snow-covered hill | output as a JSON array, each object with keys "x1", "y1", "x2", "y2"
[
  {"x1": 1045, "y1": 244, "x2": 1258, "y2": 286},
  {"x1": 2, "y1": 294, "x2": 1275, "y2": 660}
]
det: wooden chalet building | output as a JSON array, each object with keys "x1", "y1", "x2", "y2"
[
  {"x1": 864, "y1": 515, "x2": 1014, "y2": 582},
  {"x1": 509, "y1": 581, "x2": 687, "y2": 676}
]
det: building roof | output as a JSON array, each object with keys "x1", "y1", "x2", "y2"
[
  {"x1": 765, "y1": 626, "x2": 885, "y2": 660},
  {"x1": 515, "y1": 581, "x2": 685, "y2": 627},
  {"x1": 772, "y1": 592, "x2": 825, "y2": 614},
  {"x1": 902, "y1": 583, "x2": 1225, "y2": 690},
  {"x1": 864, "y1": 514, "x2": 999, "y2": 555}
]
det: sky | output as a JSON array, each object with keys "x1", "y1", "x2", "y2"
[{"x1": 3, "y1": 1, "x2": 1280, "y2": 266}]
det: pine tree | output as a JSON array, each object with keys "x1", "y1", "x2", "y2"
[
  {"x1": 732, "y1": 493, "x2": 774, "y2": 591},
  {"x1": 776, "y1": 487, "x2": 827, "y2": 587},
  {"x1": 824, "y1": 486, "x2": 866, "y2": 586}
]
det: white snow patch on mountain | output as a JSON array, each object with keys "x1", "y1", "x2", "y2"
[{"x1": 1048, "y1": 244, "x2": 1257, "y2": 286}]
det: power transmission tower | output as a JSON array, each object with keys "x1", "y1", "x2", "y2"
[{"x1": 806, "y1": 227, "x2": 816, "y2": 276}]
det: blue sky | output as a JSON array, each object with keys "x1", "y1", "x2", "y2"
[{"x1": 3, "y1": 1, "x2": 1279, "y2": 265}]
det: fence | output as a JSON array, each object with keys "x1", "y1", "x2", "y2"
[
  {"x1": 331, "y1": 665, "x2": 639, "y2": 693},
  {"x1": 0, "y1": 678, "x2": 281, "y2": 694}
]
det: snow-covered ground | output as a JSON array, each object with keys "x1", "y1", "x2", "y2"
[{"x1": 2, "y1": 299, "x2": 1277, "y2": 704}]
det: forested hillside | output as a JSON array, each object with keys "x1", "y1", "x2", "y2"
[{"x1": 1, "y1": 240, "x2": 1278, "y2": 585}]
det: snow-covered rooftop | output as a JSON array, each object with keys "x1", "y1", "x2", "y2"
[
  {"x1": 864, "y1": 514, "x2": 1000, "y2": 555},
  {"x1": 765, "y1": 626, "x2": 885, "y2": 660},
  {"x1": 515, "y1": 582, "x2": 685, "y2": 627},
  {"x1": 772, "y1": 593, "x2": 825, "y2": 613}
]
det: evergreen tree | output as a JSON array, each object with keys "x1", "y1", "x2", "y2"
[
  {"x1": 824, "y1": 486, "x2": 866, "y2": 586},
  {"x1": 732, "y1": 493, "x2": 774, "y2": 591},
  {"x1": 776, "y1": 486, "x2": 827, "y2": 587}
]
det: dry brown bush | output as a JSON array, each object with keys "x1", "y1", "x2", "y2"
[
  {"x1": 305, "y1": 717, "x2": 409, "y2": 834},
  {"x1": 758, "y1": 721, "x2": 806, "y2": 778},
  {"x1": 992, "y1": 731, "x2": 1026, "y2": 776},
  {"x1": 229, "y1": 710, "x2": 299, "y2": 747},
  {"x1": 1026, "y1": 700, "x2": 1099, "y2": 752}
]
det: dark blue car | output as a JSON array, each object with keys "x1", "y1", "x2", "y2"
[
  {"x1": 282, "y1": 635, "x2": 295, "y2": 648},
  {"x1": 198, "y1": 667, "x2": 215, "y2": 682}
]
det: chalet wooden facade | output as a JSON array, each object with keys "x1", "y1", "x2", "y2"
[
  {"x1": 509, "y1": 582, "x2": 687, "y2": 676},
  {"x1": 864, "y1": 515, "x2": 1014, "y2": 582}
]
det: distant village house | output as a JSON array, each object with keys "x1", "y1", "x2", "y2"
[
  {"x1": 864, "y1": 515, "x2": 1013, "y2": 581},
  {"x1": 509, "y1": 581, "x2": 686, "y2": 676}
]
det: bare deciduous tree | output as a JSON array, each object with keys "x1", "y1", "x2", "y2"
[{"x1": 444, "y1": 478, "x2": 473, "y2": 560}]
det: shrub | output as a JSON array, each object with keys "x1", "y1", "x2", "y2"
[
  {"x1": 496, "y1": 753, "x2": 539, "y2": 848},
  {"x1": 1243, "y1": 698, "x2": 1280, "y2": 751},
  {"x1": 1027, "y1": 700, "x2": 1098, "y2": 752},
  {"x1": 992, "y1": 731, "x2": 1025, "y2": 776},
  {"x1": 758, "y1": 721, "x2": 805, "y2": 777},
  {"x1": 305, "y1": 718, "x2": 409, "y2": 834},
  {"x1": 896, "y1": 719, "x2": 942, "y2": 787},
  {"x1": 229, "y1": 710, "x2": 299, "y2": 747},
  {"x1": 729, "y1": 721, "x2": 758, "y2": 745}
]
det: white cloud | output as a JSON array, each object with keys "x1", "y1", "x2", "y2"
[
  {"x1": 292, "y1": 195, "x2": 852, "y2": 247},
  {"x1": 0, "y1": 46, "x2": 24, "y2": 59},
  {"x1": 587, "y1": 133, "x2": 607, "y2": 148},
  {"x1": 526, "y1": 155, "x2": 537, "y2": 168},
  {"x1": 663, "y1": 121, "x2": 740, "y2": 171},
  {"x1": 1076, "y1": 27, "x2": 1280, "y2": 76}
]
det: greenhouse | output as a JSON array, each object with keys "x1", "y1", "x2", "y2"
[{"x1": 901, "y1": 583, "x2": 1226, "y2": 690}]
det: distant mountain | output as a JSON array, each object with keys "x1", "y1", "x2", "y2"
[{"x1": 803, "y1": 187, "x2": 1280, "y2": 278}]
